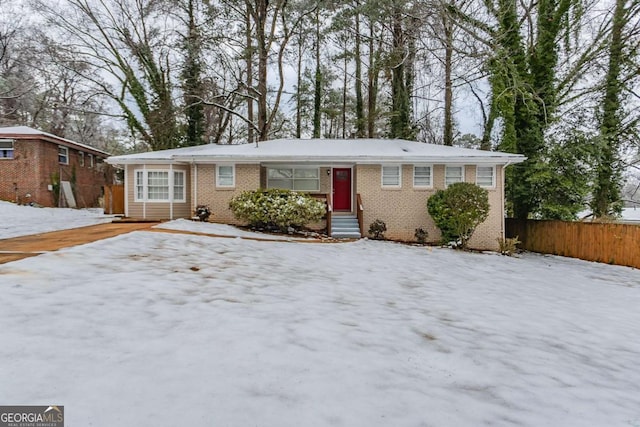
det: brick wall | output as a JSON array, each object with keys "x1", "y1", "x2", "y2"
[
  {"x1": 195, "y1": 164, "x2": 261, "y2": 224},
  {"x1": 0, "y1": 140, "x2": 39, "y2": 204},
  {"x1": 357, "y1": 164, "x2": 504, "y2": 250},
  {"x1": 0, "y1": 138, "x2": 109, "y2": 207}
]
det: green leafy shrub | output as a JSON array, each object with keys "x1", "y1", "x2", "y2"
[
  {"x1": 229, "y1": 188, "x2": 326, "y2": 231},
  {"x1": 368, "y1": 219, "x2": 387, "y2": 240},
  {"x1": 414, "y1": 227, "x2": 428, "y2": 244},
  {"x1": 427, "y1": 182, "x2": 489, "y2": 249}
]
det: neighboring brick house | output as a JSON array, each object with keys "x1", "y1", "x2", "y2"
[
  {"x1": 0, "y1": 126, "x2": 112, "y2": 208},
  {"x1": 106, "y1": 139, "x2": 525, "y2": 250}
]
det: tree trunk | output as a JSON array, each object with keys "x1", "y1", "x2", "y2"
[
  {"x1": 592, "y1": 0, "x2": 626, "y2": 217},
  {"x1": 245, "y1": 2, "x2": 254, "y2": 144},
  {"x1": 312, "y1": 10, "x2": 321, "y2": 138},
  {"x1": 354, "y1": 2, "x2": 365, "y2": 138},
  {"x1": 442, "y1": 9, "x2": 454, "y2": 146},
  {"x1": 182, "y1": 0, "x2": 204, "y2": 147},
  {"x1": 295, "y1": 30, "x2": 303, "y2": 138},
  {"x1": 367, "y1": 21, "x2": 379, "y2": 138},
  {"x1": 389, "y1": 3, "x2": 411, "y2": 139},
  {"x1": 342, "y1": 51, "x2": 348, "y2": 139},
  {"x1": 255, "y1": 0, "x2": 268, "y2": 142}
]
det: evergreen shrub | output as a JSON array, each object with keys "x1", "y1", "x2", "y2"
[
  {"x1": 368, "y1": 219, "x2": 387, "y2": 240},
  {"x1": 229, "y1": 189, "x2": 326, "y2": 231},
  {"x1": 427, "y1": 182, "x2": 489, "y2": 249}
]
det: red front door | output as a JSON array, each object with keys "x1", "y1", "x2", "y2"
[{"x1": 332, "y1": 168, "x2": 352, "y2": 211}]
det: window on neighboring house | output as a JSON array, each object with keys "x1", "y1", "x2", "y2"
[
  {"x1": 0, "y1": 140, "x2": 14, "y2": 159},
  {"x1": 381, "y1": 165, "x2": 401, "y2": 187},
  {"x1": 216, "y1": 165, "x2": 235, "y2": 187},
  {"x1": 88, "y1": 154, "x2": 94, "y2": 168},
  {"x1": 445, "y1": 166, "x2": 464, "y2": 186},
  {"x1": 58, "y1": 146, "x2": 69, "y2": 164},
  {"x1": 79, "y1": 152, "x2": 85, "y2": 167},
  {"x1": 267, "y1": 167, "x2": 320, "y2": 191},
  {"x1": 134, "y1": 170, "x2": 185, "y2": 202},
  {"x1": 413, "y1": 165, "x2": 432, "y2": 187},
  {"x1": 476, "y1": 166, "x2": 495, "y2": 188}
]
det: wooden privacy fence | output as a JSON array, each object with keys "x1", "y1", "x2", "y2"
[
  {"x1": 104, "y1": 185, "x2": 125, "y2": 215},
  {"x1": 506, "y1": 219, "x2": 640, "y2": 269}
]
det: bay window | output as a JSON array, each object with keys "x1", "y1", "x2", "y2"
[{"x1": 135, "y1": 169, "x2": 185, "y2": 202}]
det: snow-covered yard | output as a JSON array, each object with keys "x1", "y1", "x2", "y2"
[
  {"x1": 0, "y1": 200, "x2": 113, "y2": 239},
  {"x1": 1, "y1": 219, "x2": 639, "y2": 426}
]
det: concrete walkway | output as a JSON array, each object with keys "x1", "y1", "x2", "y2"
[{"x1": 0, "y1": 222, "x2": 158, "y2": 264}]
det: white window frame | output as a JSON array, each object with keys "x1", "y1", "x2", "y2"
[
  {"x1": 88, "y1": 154, "x2": 94, "y2": 168},
  {"x1": 445, "y1": 165, "x2": 464, "y2": 187},
  {"x1": 135, "y1": 170, "x2": 145, "y2": 201},
  {"x1": 381, "y1": 165, "x2": 402, "y2": 188},
  {"x1": 0, "y1": 139, "x2": 14, "y2": 159},
  {"x1": 266, "y1": 167, "x2": 320, "y2": 192},
  {"x1": 78, "y1": 151, "x2": 85, "y2": 167},
  {"x1": 216, "y1": 164, "x2": 235, "y2": 188},
  {"x1": 413, "y1": 165, "x2": 433, "y2": 188},
  {"x1": 58, "y1": 146, "x2": 69, "y2": 165},
  {"x1": 173, "y1": 170, "x2": 185, "y2": 200},
  {"x1": 134, "y1": 169, "x2": 186, "y2": 203},
  {"x1": 476, "y1": 165, "x2": 496, "y2": 188}
]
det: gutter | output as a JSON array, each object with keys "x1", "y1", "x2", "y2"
[{"x1": 168, "y1": 155, "x2": 526, "y2": 165}]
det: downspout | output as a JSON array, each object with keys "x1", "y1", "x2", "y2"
[
  {"x1": 501, "y1": 160, "x2": 512, "y2": 239},
  {"x1": 169, "y1": 163, "x2": 174, "y2": 220},
  {"x1": 193, "y1": 162, "x2": 198, "y2": 212},
  {"x1": 124, "y1": 164, "x2": 129, "y2": 217},
  {"x1": 143, "y1": 164, "x2": 147, "y2": 219}
]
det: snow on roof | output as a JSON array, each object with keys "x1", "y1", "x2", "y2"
[
  {"x1": 0, "y1": 126, "x2": 111, "y2": 156},
  {"x1": 107, "y1": 138, "x2": 526, "y2": 165}
]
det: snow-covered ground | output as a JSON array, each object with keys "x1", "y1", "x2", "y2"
[
  {"x1": 154, "y1": 218, "x2": 317, "y2": 241},
  {"x1": 0, "y1": 200, "x2": 114, "y2": 239},
  {"x1": 1, "y1": 221, "x2": 639, "y2": 426}
]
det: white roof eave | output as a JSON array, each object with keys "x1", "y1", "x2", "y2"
[
  {"x1": 105, "y1": 158, "x2": 185, "y2": 165},
  {"x1": 170, "y1": 154, "x2": 526, "y2": 165}
]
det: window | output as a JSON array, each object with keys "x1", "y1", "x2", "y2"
[
  {"x1": 58, "y1": 146, "x2": 69, "y2": 164},
  {"x1": 413, "y1": 166, "x2": 432, "y2": 187},
  {"x1": 147, "y1": 171, "x2": 169, "y2": 200},
  {"x1": 267, "y1": 168, "x2": 319, "y2": 192},
  {"x1": 135, "y1": 171, "x2": 144, "y2": 200},
  {"x1": 134, "y1": 170, "x2": 185, "y2": 202},
  {"x1": 88, "y1": 154, "x2": 94, "y2": 168},
  {"x1": 0, "y1": 140, "x2": 14, "y2": 159},
  {"x1": 173, "y1": 171, "x2": 185, "y2": 200},
  {"x1": 476, "y1": 166, "x2": 495, "y2": 188},
  {"x1": 216, "y1": 165, "x2": 235, "y2": 187},
  {"x1": 445, "y1": 166, "x2": 464, "y2": 186},
  {"x1": 382, "y1": 165, "x2": 401, "y2": 187},
  {"x1": 79, "y1": 151, "x2": 85, "y2": 167}
]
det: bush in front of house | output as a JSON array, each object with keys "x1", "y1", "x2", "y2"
[
  {"x1": 229, "y1": 188, "x2": 326, "y2": 232},
  {"x1": 368, "y1": 219, "x2": 387, "y2": 240},
  {"x1": 427, "y1": 182, "x2": 489, "y2": 249},
  {"x1": 414, "y1": 227, "x2": 428, "y2": 244},
  {"x1": 497, "y1": 236, "x2": 521, "y2": 256}
]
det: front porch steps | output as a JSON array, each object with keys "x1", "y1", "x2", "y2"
[{"x1": 331, "y1": 216, "x2": 362, "y2": 239}]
